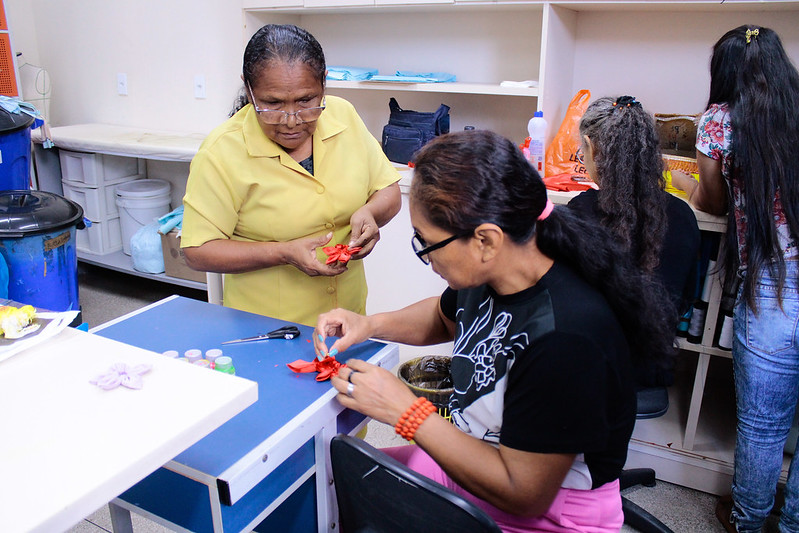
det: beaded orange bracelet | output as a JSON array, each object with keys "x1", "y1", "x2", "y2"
[{"x1": 394, "y1": 397, "x2": 437, "y2": 441}]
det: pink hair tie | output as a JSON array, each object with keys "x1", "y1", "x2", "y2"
[{"x1": 537, "y1": 199, "x2": 554, "y2": 221}]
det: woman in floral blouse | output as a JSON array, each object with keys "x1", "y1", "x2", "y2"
[{"x1": 672, "y1": 25, "x2": 799, "y2": 533}]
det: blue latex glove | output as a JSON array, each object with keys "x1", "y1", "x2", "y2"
[{"x1": 157, "y1": 205, "x2": 184, "y2": 235}]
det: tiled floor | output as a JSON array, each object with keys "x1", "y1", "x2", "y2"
[{"x1": 67, "y1": 264, "x2": 735, "y2": 532}]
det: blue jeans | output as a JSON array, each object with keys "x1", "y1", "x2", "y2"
[{"x1": 731, "y1": 261, "x2": 799, "y2": 532}]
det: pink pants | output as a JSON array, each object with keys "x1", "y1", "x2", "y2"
[{"x1": 383, "y1": 445, "x2": 623, "y2": 533}]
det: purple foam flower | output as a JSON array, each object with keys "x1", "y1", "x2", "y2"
[{"x1": 90, "y1": 363, "x2": 152, "y2": 390}]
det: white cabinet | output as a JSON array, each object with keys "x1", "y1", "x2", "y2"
[
  {"x1": 243, "y1": 5, "x2": 545, "y2": 142},
  {"x1": 240, "y1": 1, "x2": 799, "y2": 494},
  {"x1": 33, "y1": 124, "x2": 209, "y2": 291},
  {"x1": 243, "y1": 1, "x2": 799, "y2": 150}
]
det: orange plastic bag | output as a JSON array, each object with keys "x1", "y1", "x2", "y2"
[{"x1": 545, "y1": 89, "x2": 591, "y2": 179}]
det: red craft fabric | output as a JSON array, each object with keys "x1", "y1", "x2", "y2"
[
  {"x1": 322, "y1": 244, "x2": 362, "y2": 265},
  {"x1": 287, "y1": 355, "x2": 346, "y2": 381}
]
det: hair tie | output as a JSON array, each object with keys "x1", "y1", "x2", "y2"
[
  {"x1": 613, "y1": 95, "x2": 641, "y2": 109},
  {"x1": 746, "y1": 28, "x2": 759, "y2": 44},
  {"x1": 538, "y1": 199, "x2": 554, "y2": 221}
]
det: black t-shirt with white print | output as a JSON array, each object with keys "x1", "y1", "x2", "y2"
[{"x1": 439, "y1": 261, "x2": 636, "y2": 489}]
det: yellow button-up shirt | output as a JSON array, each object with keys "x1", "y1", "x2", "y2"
[{"x1": 182, "y1": 95, "x2": 400, "y2": 325}]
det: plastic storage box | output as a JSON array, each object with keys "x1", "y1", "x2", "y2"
[
  {"x1": 61, "y1": 178, "x2": 142, "y2": 221},
  {"x1": 76, "y1": 217, "x2": 123, "y2": 255},
  {"x1": 59, "y1": 149, "x2": 144, "y2": 186}
]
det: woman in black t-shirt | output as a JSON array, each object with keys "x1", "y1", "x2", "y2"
[{"x1": 314, "y1": 130, "x2": 675, "y2": 532}]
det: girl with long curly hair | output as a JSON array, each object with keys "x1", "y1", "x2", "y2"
[{"x1": 569, "y1": 95, "x2": 700, "y2": 387}]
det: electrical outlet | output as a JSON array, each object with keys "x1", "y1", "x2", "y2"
[
  {"x1": 194, "y1": 75, "x2": 206, "y2": 99},
  {"x1": 117, "y1": 73, "x2": 128, "y2": 96}
]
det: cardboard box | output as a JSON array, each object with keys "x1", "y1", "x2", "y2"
[
  {"x1": 655, "y1": 113, "x2": 701, "y2": 158},
  {"x1": 160, "y1": 230, "x2": 207, "y2": 283}
]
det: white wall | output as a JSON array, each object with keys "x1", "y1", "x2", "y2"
[
  {"x1": 5, "y1": 0, "x2": 245, "y2": 133},
  {"x1": 572, "y1": 10, "x2": 799, "y2": 116}
]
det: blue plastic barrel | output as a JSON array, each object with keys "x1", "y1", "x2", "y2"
[
  {"x1": 0, "y1": 191, "x2": 85, "y2": 311},
  {"x1": 0, "y1": 109, "x2": 35, "y2": 191}
]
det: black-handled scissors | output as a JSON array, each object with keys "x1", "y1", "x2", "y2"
[{"x1": 222, "y1": 325, "x2": 301, "y2": 345}]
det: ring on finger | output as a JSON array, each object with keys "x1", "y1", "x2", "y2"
[
  {"x1": 346, "y1": 382, "x2": 355, "y2": 397},
  {"x1": 347, "y1": 370, "x2": 356, "y2": 384}
]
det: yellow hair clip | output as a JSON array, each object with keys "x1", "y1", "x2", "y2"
[{"x1": 746, "y1": 28, "x2": 759, "y2": 44}]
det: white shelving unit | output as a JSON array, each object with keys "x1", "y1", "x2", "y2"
[
  {"x1": 243, "y1": 1, "x2": 799, "y2": 147},
  {"x1": 240, "y1": 0, "x2": 799, "y2": 496},
  {"x1": 33, "y1": 124, "x2": 210, "y2": 292}
]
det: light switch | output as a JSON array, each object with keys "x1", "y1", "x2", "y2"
[
  {"x1": 194, "y1": 75, "x2": 206, "y2": 99},
  {"x1": 117, "y1": 73, "x2": 128, "y2": 96}
]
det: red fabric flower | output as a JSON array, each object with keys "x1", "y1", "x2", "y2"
[
  {"x1": 287, "y1": 355, "x2": 346, "y2": 381},
  {"x1": 323, "y1": 244, "x2": 362, "y2": 265}
]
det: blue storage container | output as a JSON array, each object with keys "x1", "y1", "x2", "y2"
[
  {"x1": 0, "y1": 108, "x2": 35, "y2": 191},
  {"x1": 0, "y1": 191, "x2": 85, "y2": 311}
]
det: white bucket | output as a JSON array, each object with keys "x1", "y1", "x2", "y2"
[{"x1": 115, "y1": 179, "x2": 171, "y2": 255}]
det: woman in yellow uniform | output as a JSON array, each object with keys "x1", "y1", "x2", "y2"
[{"x1": 182, "y1": 24, "x2": 401, "y2": 326}]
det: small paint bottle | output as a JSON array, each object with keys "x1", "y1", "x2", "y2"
[
  {"x1": 214, "y1": 356, "x2": 236, "y2": 375},
  {"x1": 185, "y1": 349, "x2": 203, "y2": 363},
  {"x1": 194, "y1": 359, "x2": 212, "y2": 369},
  {"x1": 205, "y1": 349, "x2": 223, "y2": 363},
  {"x1": 162, "y1": 350, "x2": 180, "y2": 358}
]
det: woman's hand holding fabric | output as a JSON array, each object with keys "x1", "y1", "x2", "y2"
[
  {"x1": 314, "y1": 307, "x2": 372, "y2": 358},
  {"x1": 285, "y1": 233, "x2": 348, "y2": 277},
  {"x1": 347, "y1": 206, "x2": 380, "y2": 259}
]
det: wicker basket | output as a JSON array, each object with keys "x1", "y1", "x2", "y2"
[{"x1": 398, "y1": 355, "x2": 454, "y2": 417}]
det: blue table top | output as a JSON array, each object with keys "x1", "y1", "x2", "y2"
[{"x1": 94, "y1": 296, "x2": 388, "y2": 477}]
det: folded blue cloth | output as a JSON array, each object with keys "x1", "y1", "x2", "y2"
[
  {"x1": 395, "y1": 71, "x2": 457, "y2": 83},
  {"x1": 326, "y1": 66, "x2": 378, "y2": 81},
  {"x1": 370, "y1": 75, "x2": 436, "y2": 83},
  {"x1": 0, "y1": 96, "x2": 53, "y2": 148}
]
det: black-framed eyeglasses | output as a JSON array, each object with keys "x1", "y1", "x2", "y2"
[
  {"x1": 411, "y1": 231, "x2": 468, "y2": 265},
  {"x1": 247, "y1": 83, "x2": 326, "y2": 125}
]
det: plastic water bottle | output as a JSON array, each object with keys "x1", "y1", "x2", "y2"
[{"x1": 527, "y1": 111, "x2": 547, "y2": 176}]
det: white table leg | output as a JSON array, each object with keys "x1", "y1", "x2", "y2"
[
  {"x1": 109, "y1": 501, "x2": 134, "y2": 533},
  {"x1": 316, "y1": 423, "x2": 338, "y2": 533}
]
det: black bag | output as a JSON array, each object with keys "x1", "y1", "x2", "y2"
[{"x1": 381, "y1": 97, "x2": 450, "y2": 165}]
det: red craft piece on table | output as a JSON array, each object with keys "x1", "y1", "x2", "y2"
[
  {"x1": 323, "y1": 244, "x2": 362, "y2": 265},
  {"x1": 287, "y1": 355, "x2": 346, "y2": 381}
]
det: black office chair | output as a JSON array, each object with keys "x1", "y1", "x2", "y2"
[
  {"x1": 330, "y1": 434, "x2": 502, "y2": 533},
  {"x1": 620, "y1": 385, "x2": 674, "y2": 533}
]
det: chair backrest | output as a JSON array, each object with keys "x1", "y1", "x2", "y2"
[{"x1": 330, "y1": 434, "x2": 501, "y2": 533}]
